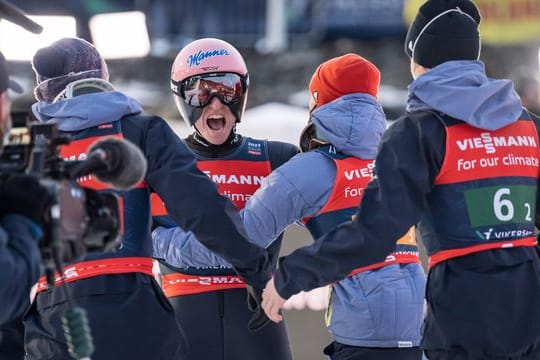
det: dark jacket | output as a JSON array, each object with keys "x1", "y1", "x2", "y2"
[
  {"x1": 0, "y1": 215, "x2": 42, "y2": 325},
  {"x1": 272, "y1": 60, "x2": 540, "y2": 298},
  {"x1": 31, "y1": 91, "x2": 272, "y2": 288}
]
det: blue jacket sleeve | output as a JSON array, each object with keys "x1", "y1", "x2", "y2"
[
  {"x1": 139, "y1": 117, "x2": 271, "y2": 288},
  {"x1": 274, "y1": 115, "x2": 446, "y2": 299},
  {"x1": 152, "y1": 227, "x2": 232, "y2": 268},
  {"x1": 242, "y1": 154, "x2": 332, "y2": 247},
  {"x1": 0, "y1": 214, "x2": 42, "y2": 326}
]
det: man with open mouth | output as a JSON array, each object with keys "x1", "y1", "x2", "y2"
[{"x1": 150, "y1": 38, "x2": 298, "y2": 360}]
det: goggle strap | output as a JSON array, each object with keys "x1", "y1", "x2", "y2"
[{"x1": 170, "y1": 79, "x2": 182, "y2": 96}]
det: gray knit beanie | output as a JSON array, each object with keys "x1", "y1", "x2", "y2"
[{"x1": 31, "y1": 37, "x2": 109, "y2": 102}]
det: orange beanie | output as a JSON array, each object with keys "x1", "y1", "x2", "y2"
[{"x1": 309, "y1": 53, "x2": 380, "y2": 107}]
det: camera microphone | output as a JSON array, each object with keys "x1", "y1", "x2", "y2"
[
  {"x1": 70, "y1": 137, "x2": 147, "y2": 191},
  {"x1": 0, "y1": 0, "x2": 43, "y2": 34}
]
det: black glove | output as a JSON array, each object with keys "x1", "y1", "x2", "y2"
[
  {"x1": 246, "y1": 284, "x2": 271, "y2": 333},
  {"x1": 0, "y1": 174, "x2": 54, "y2": 225}
]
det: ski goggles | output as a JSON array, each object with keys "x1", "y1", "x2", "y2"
[
  {"x1": 171, "y1": 73, "x2": 246, "y2": 108},
  {"x1": 53, "y1": 77, "x2": 114, "y2": 103}
]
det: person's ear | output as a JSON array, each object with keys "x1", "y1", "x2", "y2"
[{"x1": 410, "y1": 59, "x2": 429, "y2": 80}]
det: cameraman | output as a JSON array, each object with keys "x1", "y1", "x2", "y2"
[
  {"x1": 23, "y1": 38, "x2": 271, "y2": 360},
  {"x1": 0, "y1": 51, "x2": 52, "y2": 358}
]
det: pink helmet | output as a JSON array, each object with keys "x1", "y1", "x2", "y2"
[{"x1": 170, "y1": 38, "x2": 249, "y2": 126}]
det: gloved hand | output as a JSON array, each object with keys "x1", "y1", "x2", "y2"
[
  {"x1": 0, "y1": 174, "x2": 54, "y2": 225},
  {"x1": 246, "y1": 284, "x2": 271, "y2": 333}
]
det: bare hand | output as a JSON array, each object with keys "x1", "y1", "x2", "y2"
[{"x1": 262, "y1": 276, "x2": 285, "y2": 323}]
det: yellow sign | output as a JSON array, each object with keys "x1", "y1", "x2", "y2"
[{"x1": 404, "y1": 0, "x2": 540, "y2": 45}]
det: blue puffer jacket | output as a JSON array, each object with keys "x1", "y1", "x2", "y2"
[{"x1": 153, "y1": 93, "x2": 426, "y2": 348}]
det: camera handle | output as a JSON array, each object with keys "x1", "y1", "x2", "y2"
[{"x1": 44, "y1": 193, "x2": 95, "y2": 360}]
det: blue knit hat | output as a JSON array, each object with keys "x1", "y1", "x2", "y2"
[{"x1": 31, "y1": 37, "x2": 109, "y2": 102}]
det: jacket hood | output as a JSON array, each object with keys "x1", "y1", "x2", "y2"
[
  {"x1": 407, "y1": 60, "x2": 523, "y2": 131},
  {"x1": 31, "y1": 91, "x2": 142, "y2": 131},
  {"x1": 311, "y1": 93, "x2": 386, "y2": 159}
]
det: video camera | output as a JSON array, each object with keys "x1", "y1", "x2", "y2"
[{"x1": 0, "y1": 119, "x2": 122, "y2": 269}]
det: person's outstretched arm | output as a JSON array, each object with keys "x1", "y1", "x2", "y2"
[
  {"x1": 153, "y1": 227, "x2": 231, "y2": 268},
  {"x1": 271, "y1": 115, "x2": 445, "y2": 300},
  {"x1": 152, "y1": 153, "x2": 332, "y2": 268}
]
